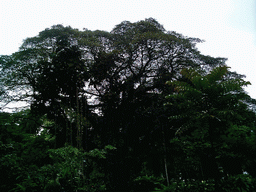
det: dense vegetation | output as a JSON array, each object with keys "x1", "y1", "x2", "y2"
[{"x1": 1, "y1": 18, "x2": 256, "y2": 191}]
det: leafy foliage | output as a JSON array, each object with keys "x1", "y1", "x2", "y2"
[
  {"x1": 165, "y1": 66, "x2": 256, "y2": 189},
  {"x1": 1, "y1": 18, "x2": 256, "y2": 191}
]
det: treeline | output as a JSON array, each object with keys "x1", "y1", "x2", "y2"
[{"x1": 1, "y1": 18, "x2": 256, "y2": 191}]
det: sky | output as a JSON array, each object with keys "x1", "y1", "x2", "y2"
[{"x1": 1, "y1": 0, "x2": 256, "y2": 98}]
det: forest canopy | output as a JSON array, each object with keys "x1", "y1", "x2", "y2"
[{"x1": 1, "y1": 18, "x2": 256, "y2": 191}]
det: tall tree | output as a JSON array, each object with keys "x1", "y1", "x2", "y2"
[
  {"x1": 1, "y1": 19, "x2": 233, "y2": 190},
  {"x1": 165, "y1": 66, "x2": 255, "y2": 188}
]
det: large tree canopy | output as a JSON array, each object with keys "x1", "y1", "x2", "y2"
[
  {"x1": 1, "y1": 18, "x2": 256, "y2": 191},
  {"x1": 1, "y1": 18, "x2": 226, "y2": 144}
]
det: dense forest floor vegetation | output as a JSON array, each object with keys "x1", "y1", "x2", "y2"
[{"x1": 1, "y1": 18, "x2": 256, "y2": 191}]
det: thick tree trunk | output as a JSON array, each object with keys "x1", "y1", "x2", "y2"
[{"x1": 162, "y1": 126, "x2": 170, "y2": 187}]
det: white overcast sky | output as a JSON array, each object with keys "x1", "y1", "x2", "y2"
[{"x1": 1, "y1": 0, "x2": 256, "y2": 97}]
